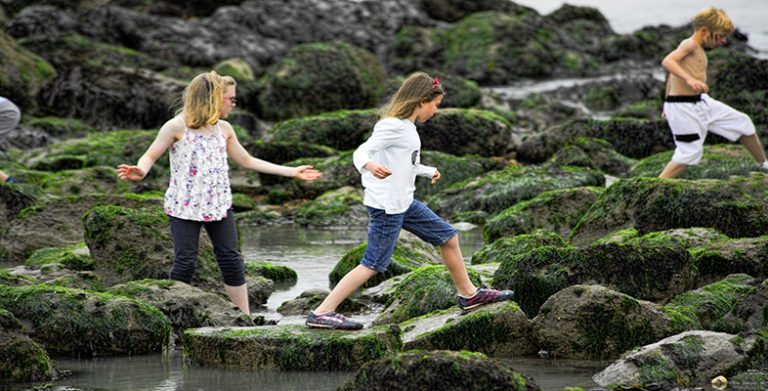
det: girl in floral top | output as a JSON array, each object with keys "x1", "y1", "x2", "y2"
[{"x1": 117, "y1": 71, "x2": 321, "y2": 319}]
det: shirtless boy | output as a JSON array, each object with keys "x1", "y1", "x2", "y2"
[{"x1": 659, "y1": 6, "x2": 768, "y2": 178}]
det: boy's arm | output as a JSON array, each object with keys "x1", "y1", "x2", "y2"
[{"x1": 661, "y1": 40, "x2": 709, "y2": 94}]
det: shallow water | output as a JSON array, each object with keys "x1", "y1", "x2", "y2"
[{"x1": 22, "y1": 224, "x2": 603, "y2": 391}]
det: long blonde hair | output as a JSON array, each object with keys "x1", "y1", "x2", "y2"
[
  {"x1": 179, "y1": 71, "x2": 236, "y2": 129},
  {"x1": 694, "y1": 7, "x2": 734, "y2": 35},
  {"x1": 380, "y1": 72, "x2": 445, "y2": 119}
]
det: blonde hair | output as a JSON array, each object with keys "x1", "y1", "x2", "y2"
[
  {"x1": 179, "y1": 71, "x2": 236, "y2": 129},
  {"x1": 380, "y1": 72, "x2": 445, "y2": 119},
  {"x1": 693, "y1": 7, "x2": 734, "y2": 35}
]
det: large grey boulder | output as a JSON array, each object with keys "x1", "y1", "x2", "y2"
[
  {"x1": 593, "y1": 330, "x2": 768, "y2": 389},
  {"x1": 532, "y1": 285, "x2": 672, "y2": 360}
]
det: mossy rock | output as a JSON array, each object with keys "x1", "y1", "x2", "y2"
[
  {"x1": 436, "y1": 12, "x2": 558, "y2": 84},
  {"x1": 690, "y1": 236, "x2": 768, "y2": 286},
  {"x1": 630, "y1": 144, "x2": 767, "y2": 179},
  {"x1": 708, "y1": 49, "x2": 768, "y2": 128},
  {"x1": 416, "y1": 150, "x2": 506, "y2": 200},
  {"x1": 401, "y1": 301, "x2": 535, "y2": 356},
  {"x1": 83, "y1": 205, "x2": 219, "y2": 289},
  {"x1": 0, "y1": 268, "x2": 36, "y2": 286},
  {"x1": 584, "y1": 84, "x2": 620, "y2": 111},
  {"x1": 26, "y1": 116, "x2": 95, "y2": 139},
  {"x1": 244, "y1": 261, "x2": 297, "y2": 285},
  {"x1": 546, "y1": 137, "x2": 637, "y2": 177},
  {"x1": 230, "y1": 192, "x2": 256, "y2": 212},
  {"x1": 517, "y1": 118, "x2": 673, "y2": 164},
  {"x1": 426, "y1": 165, "x2": 604, "y2": 222},
  {"x1": 0, "y1": 30, "x2": 57, "y2": 113},
  {"x1": 109, "y1": 279, "x2": 245, "y2": 337},
  {"x1": 269, "y1": 109, "x2": 377, "y2": 151},
  {"x1": 483, "y1": 186, "x2": 603, "y2": 243},
  {"x1": 0, "y1": 284, "x2": 170, "y2": 356},
  {"x1": 662, "y1": 274, "x2": 758, "y2": 334},
  {"x1": 570, "y1": 175, "x2": 768, "y2": 246},
  {"x1": 243, "y1": 139, "x2": 335, "y2": 165},
  {"x1": 533, "y1": 285, "x2": 673, "y2": 360},
  {"x1": 613, "y1": 99, "x2": 663, "y2": 120},
  {"x1": 330, "y1": 232, "x2": 441, "y2": 290},
  {"x1": 418, "y1": 0, "x2": 535, "y2": 23},
  {"x1": 21, "y1": 130, "x2": 169, "y2": 190},
  {"x1": 594, "y1": 227, "x2": 729, "y2": 249},
  {"x1": 0, "y1": 308, "x2": 22, "y2": 331},
  {"x1": 472, "y1": 229, "x2": 569, "y2": 265},
  {"x1": 213, "y1": 58, "x2": 255, "y2": 82},
  {"x1": 492, "y1": 242, "x2": 695, "y2": 316},
  {"x1": 416, "y1": 108, "x2": 515, "y2": 157},
  {"x1": 338, "y1": 350, "x2": 542, "y2": 391},
  {"x1": 0, "y1": 179, "x2": 39, "y2": 226},
  {"x1": 24, "y1": 243, "x2": 93, "y2": 271},
  {"x1": 374, "y1": 265, "x2": 484, "y2": 325},
  {"x1": 183, "y1": 324, "x2": 401, "y2": 371},
  {"x1": 258, "y1": 42, "x2": 387, "y2": 120},
  {"x1": 294, "y1": 186, "x2": 367, "y2": 227},
  {"x1": 39, "y1": 166, "x2": 134, "y2": 197},
  {"x1": 262, "y1": 152, "x2": 359, "y2": 202},
  {"x1": 1, "y1": 193, "x2": 160, "y2": 261},
  {"x1": 593, "y1": 330, "x2": 768, "y2": 388},
  {"x1": 0, "y1": 330, "x2": 54, "y2": 383},
  {"x1": 17, "y1": 33, "x2": 169, "y2": 74}
]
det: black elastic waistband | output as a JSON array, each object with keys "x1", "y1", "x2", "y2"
[{"x1": 665, "y1": 95, "x2": 702, "y2": 103}]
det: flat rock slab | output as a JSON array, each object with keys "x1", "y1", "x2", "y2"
[{"x1": 183, "y1": 324, "x2": 402, "y2": 371}]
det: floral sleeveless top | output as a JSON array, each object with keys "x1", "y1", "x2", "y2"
[{"x1": 164, "y1": 124, "x2": 231, "y2": 221}]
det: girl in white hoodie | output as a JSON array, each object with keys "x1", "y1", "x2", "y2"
[{"x1": 306, "y1": 72, "x2": 514, "y2": 330}]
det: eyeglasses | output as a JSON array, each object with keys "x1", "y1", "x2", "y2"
[{"x1": 226, "y1": 97, "x2": 237, "y2": 104}]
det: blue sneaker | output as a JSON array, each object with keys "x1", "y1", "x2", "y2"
[
  {"x1": 457, "y1": 288, "x2": 515, "y2": 311},
  {"x1": 5, "y1": 176, "x2": 17, "y2": 183},
  {"x1": 306, "y1": 311, "x2": 363, "y2": 330}
]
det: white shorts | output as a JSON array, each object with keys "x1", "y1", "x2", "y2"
[{"x1": 663, "y1": 93, "x2": 755, "y2": 165}]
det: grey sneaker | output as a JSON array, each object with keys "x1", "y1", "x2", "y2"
[
  {"x1": 457, "y1": 288, "x2": 515, "y2": 311},
  {"x1": 760, "y1": 161, "x2": 768, "y2": 172},
  {"x1": 306, "y1": 311, "x2": 363, "y2": 330}
]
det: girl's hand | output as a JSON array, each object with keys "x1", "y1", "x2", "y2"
[
  {"x1": 116, "y1": 165, "x2": 146, "y2": 181},
  {"x1": 365, "y1": 162, "x2": 392, "y2": 179},
  {"x1": 431, "y1": 170, "x2": 441, "y2": 184},
  {"x1": 293, "y1": 165, "x2": 322, "y2": 181}
]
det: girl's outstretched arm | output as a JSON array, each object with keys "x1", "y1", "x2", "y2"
[
  {"x1": 223, "y1": 122, "x2": 321, "y2": 181},
  {"x1": 116, "y1": 116, "x2": 182, "y2": 181}
]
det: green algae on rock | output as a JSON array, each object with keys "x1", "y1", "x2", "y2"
[{"x1": 183, "y1": 324, "x2": 401, "y2": 371}]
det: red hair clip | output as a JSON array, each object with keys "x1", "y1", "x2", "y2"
[{"x1": 432, "y1": 76, "x2": 440, "y2": 89}]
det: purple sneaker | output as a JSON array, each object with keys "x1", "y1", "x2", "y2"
[
  {"x1": 457, "y1": 288, "x2": 515, "y2": 311},
  {"x1": 306, "y1": 311, "x2": 363, "y2": 330}
]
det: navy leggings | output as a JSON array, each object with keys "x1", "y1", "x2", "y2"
[{"x1": 168, "y1": 209, "x2": 245, "y2": 286}]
